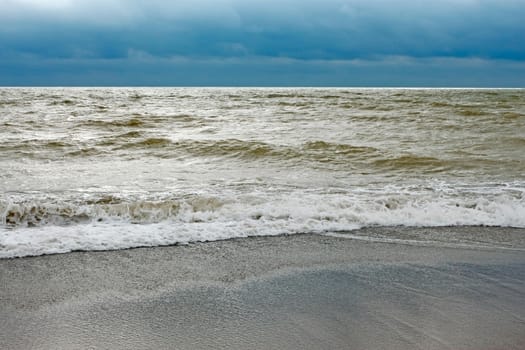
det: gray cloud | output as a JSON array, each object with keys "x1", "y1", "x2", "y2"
[
  {"x1": 0, "y1": 0, "x2": 524, "y2": 85},
  {"x1": 1, "y1": 0, "x2": 523, "y2": 60}
]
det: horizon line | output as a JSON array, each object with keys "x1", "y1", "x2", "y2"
[{"x1": 1, "y1": 85, "x2": 524, "y2": 89}]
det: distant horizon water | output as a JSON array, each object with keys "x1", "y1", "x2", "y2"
[{"x1": 1, "y1": 86, "x2": 525, "y2": 89}]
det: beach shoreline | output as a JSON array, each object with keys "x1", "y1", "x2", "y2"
[{"x1": 2, "y1": 227, "x2": 525, "y2": 349}]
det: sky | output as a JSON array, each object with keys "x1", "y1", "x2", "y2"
[{"x1": 0, "y1": 0, "x2": 524, "y2": 86}]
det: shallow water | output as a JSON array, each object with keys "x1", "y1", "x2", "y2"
[{"x1": 1, "y1": 88, "x2": 524, "y2": 257}]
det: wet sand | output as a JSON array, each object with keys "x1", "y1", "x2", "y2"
[{"x1": 1, "y1": 227, "x2": 525, "y2": 349}]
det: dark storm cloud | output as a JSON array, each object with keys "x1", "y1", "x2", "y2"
[{"x1": 1, "y1": 0, "x2": 524, "y2": 86}]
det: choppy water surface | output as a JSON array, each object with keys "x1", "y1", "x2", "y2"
[{"x1": 1, "y1": 88, "x2": 524, "y2": 257}]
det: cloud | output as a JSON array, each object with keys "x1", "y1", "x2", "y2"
[
  {"x1": 0, "y1": 0, "x2": 524, "y2": 85},
  {"x1": 1, "y1": 0, "x2": 524, "y2": 60}
]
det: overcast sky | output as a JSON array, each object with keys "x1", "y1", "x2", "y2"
[{"x1": 1, "y1": 0, "x2": 524, "y2": 86}]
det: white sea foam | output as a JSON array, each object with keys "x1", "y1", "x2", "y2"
[{"x1": 1, "y1": 183, "x2": 524, "y2": 258}]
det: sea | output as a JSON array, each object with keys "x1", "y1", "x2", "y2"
[{"x1": 1, "y1": 88, "x2": 524, "y2": 258}]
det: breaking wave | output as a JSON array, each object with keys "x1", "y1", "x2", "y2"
[{"x1": 2, "y1": 182, "x2": 524, "y2": 258}]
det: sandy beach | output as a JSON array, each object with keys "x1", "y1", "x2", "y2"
[{"x1": 1, "y1": 227, "x2": 525, "y2": 350}]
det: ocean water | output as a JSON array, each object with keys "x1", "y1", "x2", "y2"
[{"x1": 1, "y1": 88, "x2": 524, "y2": 258}]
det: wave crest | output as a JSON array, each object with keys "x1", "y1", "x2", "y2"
[
  {"x1": 1, "y1": 195, "x2": 227, "y2": 227},
  {"x1": 2, "y1": 183, "x2": 524, "y2": 258}
]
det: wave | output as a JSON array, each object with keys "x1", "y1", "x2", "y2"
[
  {"x1": 80, "y1": 117, "x2": 149, "y2": 128},
  {"x1": 0, "y1": 139, "x2": 72, "y2": 149},
  {"x1": 0, "y1": 140, "x2": 74, "y2": 154},
  {"x1": 1, "y1": 135, "x2": 518, "y2": 176},
  {"x1": 509, "y1": 137, "x2": 525, "y2": 146},
  {"x1": 373, "y1": 155, "x2": 451, "y2": 172},
  {"x1": 0, "y1": 139, "x2": 107, "y2": 159},
  {"x1": 263, "y1": 93, "x2": 307, "y2": 98},
  {"x1": 125, "y1": 138, "x2": 383, "y2": 164},
  {"x1": 1, "y1": 184, "x2": 524, "y2": 258},
  {"x1": 304, "y1": 141, "x2": 378, "y2": 154},
  {"x1": 49, "y1": 99, "x2": 76, "y2": 106},
  {"x1": 1, "y1": 194, "x2": 233, "y2": 231},
  {"x1": 127, "y1": 137, "x2": 173, "y2": 148},
  {"x1": 457, "y1": 108, "x2": 487, "y2": 117},
  {"x1": 78, "y1": 114, "x2": 204, "y2": 130},
  {"x1": 1, "y1": 136, "x2": 511, "y2": 174},
  {"x1": 2, "y1": 198, "x2": 194, "y2": 227},
  {"x1": 0, "y1": 137, "x2": 378, "y2": 162},
  {"x1": 502, "y1": 112, "x2": 524, "y2": 119}
]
